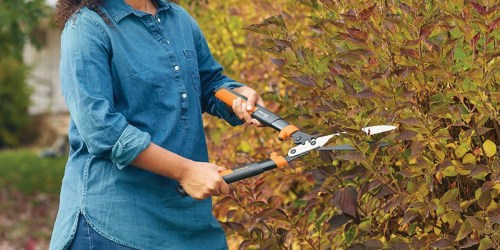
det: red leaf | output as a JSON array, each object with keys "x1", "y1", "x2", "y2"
[
  {"x1": 337, "y1": 151, "x2": 366, "y2": 163},
  {"x1": 239, "y1": 240, "x2": 252, "y2": 250},
  {"x1": 271, "y1": 58, "x2": 286, "y2": 66},
  {"x1": 430, "y1": 239, "x2": 453, "y2": 248},
  {"x1": 257, "y1": 208, "x2": 287, "y2": 220},
  {"x1": 469, "y1": 1, "x2": 487, "y2": 15},
  {"x1": 488, "y1": 212, "x2": 500, "y2": 224},
  {"x1": 290, "y1": 75, "x2": 316, "y2": 87},
  {"x1": 446, "y1": 200, "x2": 463, "y2": 211},
  {"x1": 411, "y1": 236, "x2": 428, "y2": 249},
  {"x1": 400, "y1": 48, "x2": 420, "y2": 59},
  {"x1": 222, "y1": 221, "x2": 245, "y2": 231},
  {"x1": 354, "y1": 89, "x2": 378, "y2": 99},
  {"x1": 471, "y1": 32, "x2": 480, "y2": 50},
  {"x1": 328, "y1": 213, "x2": 351, "y2": 230},
  {"x1": 364, "y1": 239, "x2": 383, "y2": 248},
  {"x1": 359, "y1": 4, "x2": 377, "y2": 21},
  {"x1": 399, "y1": 117, "x2": 421, "y2": 126},
  {"x1": 395, "y1": 130, "x2": 418, "y2": 140},
  {"x1": 420, "y1": 22, "x2": 436, "y2": 39},
  {"x1": 466, "y1": 216, "x2": 486, "y2": 230},
  {"x1": 402, "y1": 209, "x2": 418, "y2": 224},
  {"x1": 332, "y1": 186, "x2": 358, "y2": 217},
  {"x1": 489, "y1": 17, "x2": 500, "y2": 32},
  {"x1": 482, "y1": 181, "x2": 495, "y2": 192}
]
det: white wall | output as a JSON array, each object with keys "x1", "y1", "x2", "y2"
[{"x1": 24, "y1": 26, "x2": 66, "y2": 115}]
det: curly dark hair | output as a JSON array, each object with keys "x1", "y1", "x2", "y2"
[{"x1": 55, "y1": 0, "x2": 110, "y2": 29}]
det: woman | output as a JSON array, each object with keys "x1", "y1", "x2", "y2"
[{"x1": 50, "y1": 0, "x2": 264, "y2": 249}]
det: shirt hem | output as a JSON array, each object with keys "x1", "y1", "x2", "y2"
[{"x1": 80, "y1": 210, "x2": 145, "y2": 250}]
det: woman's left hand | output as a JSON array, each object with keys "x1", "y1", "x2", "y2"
[{"x1": 232, "y1": 86, "x2": 265, "y2": 127}]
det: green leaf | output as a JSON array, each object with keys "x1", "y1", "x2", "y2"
[
  {"x1": 343, "y1": 225, "x2": 357, "y2": 245},
  {"x1": 479, "y1": 237, "x2": 494, "y2": 250},
  {"x1": 444, "y1": 211, "x2": 461, "y2": 228},
  {"x1": 440, "y1": 188, "x2": 459, "y2": 204},
  {"x1": 483, "y1": 139, "x2": 497, "y2": 157},
  {"x1": 358, "y1": 218, "x2": 372, "y2": 232}
]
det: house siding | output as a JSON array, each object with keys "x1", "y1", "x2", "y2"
[{"x1": 24, "y1": 26, "x2": 66, "y2": 115}]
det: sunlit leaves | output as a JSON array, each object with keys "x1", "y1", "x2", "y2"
[
  {"x1": 483, "y1": 139, "x2": 497, "y2": 157},
  {"x1": 188, "y1": 0, "x2": 500, "y2": 248}
]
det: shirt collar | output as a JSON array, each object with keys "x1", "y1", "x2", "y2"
[{"x1": 104, "y1": 0, "x2": 171, "y2": 23}]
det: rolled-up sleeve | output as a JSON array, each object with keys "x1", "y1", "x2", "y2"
[
  {"x1": 61, "y1": 13, "x2": 151, "y2": 169},
  {"x1": 190, "y1": 17, "x2": 244, "y2": 126}
]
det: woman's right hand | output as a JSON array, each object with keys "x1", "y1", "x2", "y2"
[{"x1": 179, "y1": 161, "x2": 230, "y2": 200}]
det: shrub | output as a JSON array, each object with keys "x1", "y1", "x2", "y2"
[
  {"x1": 0, "y1": 57, "x2": 31, "y2": 148},
  {"x1": 203, "y1": 0, "x2": 499, "y2": 249},
  {"x1": 0, "y1": 0, "x2": 47, "y2": 148}
]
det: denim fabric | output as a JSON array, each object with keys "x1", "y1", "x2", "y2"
[
  {"x1": 69, "y1": 214, "x2": 137, "y2": 250},
  {"x1": 49, "y1": 0, "x2": 242, "y2": 249}
]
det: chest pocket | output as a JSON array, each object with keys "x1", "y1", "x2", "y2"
[{"x1": 183, "y1": 49, "x2": 201, "y2": 95}]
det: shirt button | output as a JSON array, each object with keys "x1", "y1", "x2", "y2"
[
  {"x1": 166, "y1": 40, "x2": 170, "y2": 44},
  {"x1": 157, "y1": 18, "x2": 161, "y2": 22},
  {"x1": 174, "y1": 65, "x2": 180, "y2": 71},
  {"x1": 182, "y1": 93, "x2": 187, "y2": 98}
]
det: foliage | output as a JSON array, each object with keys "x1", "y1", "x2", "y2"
[
  {"x1": 0, "y1": 149, "x2": 65, "y2": 248},
  {"x1": 0, "y1": 149, "x2": 67, "y2": 194},
  {"x1": 186, "y1": 0, "x2": 499, "y2": 249},
  {"x1": 0, "y1": 187, "x2": 58, "y2": 250},
  {"x1": 0, "y1": 0, "x2": 48, "y2": 148}
]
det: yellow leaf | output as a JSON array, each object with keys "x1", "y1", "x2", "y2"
[
  {"x1": 486, "y1": 201, "x2": 498, "y2": 211},
  {"x1": 462, "y1": 153, "x2": 476, "y2": 164},
  {"x1": 443, "y1": 166, "x2": 458, "y2": 177},
  {"x1": 455, "y1": 145, "x2": 468, "y2": 158},
  {"x1": 456, "y1": 221, "x2": 472, "y2": 241},
  {"x1": 483, "y1": 140, "x2": 497, "y2": 157},
  {"x1": 458, "y1": 167, "x2": 471, "y2": 175},
  {"x1": 436, "y1": 151, "x2": 445, "y2": 162}
]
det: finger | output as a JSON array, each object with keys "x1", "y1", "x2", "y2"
[
  {"x1": 232, "y1": 98, "x2": 237, "y2": 114},
  {"x1": 233, "y1": 98, "x2": 245, "y2": 120},
  {"x1": 245, "y1": 90, "x2": 258, "y2": 111},
  {"x1": 219, "y1": 180, "x2": 230, "y2": 195},
  {"x1": 212, "y1": 186, "x2": 221, "y2": 196},
  {"x1": 251, "y1": 118, "x2": 264, "y2": 127},
  {"x1": 241, "y1": 102, "x2": 254, "y2": 125}
]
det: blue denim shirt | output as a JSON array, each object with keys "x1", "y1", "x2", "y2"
[{"x1": 49, "y1": 1, "x2": 243, "y2": 249}]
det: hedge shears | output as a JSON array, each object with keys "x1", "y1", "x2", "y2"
[{"x1": 177, "y1": 87, "x2": 396, "y2": 196}]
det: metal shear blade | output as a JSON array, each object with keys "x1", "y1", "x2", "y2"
[{"x1": 288, "y1": 134, "x2": 335, "y2": 157}]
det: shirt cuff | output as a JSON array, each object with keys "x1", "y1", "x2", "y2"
[{"x1": 111, "y1": 125, "x2": 151, "y2": 170}]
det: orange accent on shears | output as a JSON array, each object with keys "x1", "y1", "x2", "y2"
[
  {"x1": 270, "y1": 152, "x2": 288, "y2": 168},
  {"x1": 278, "y1": 125, "x2": 299, "y2": 141}
]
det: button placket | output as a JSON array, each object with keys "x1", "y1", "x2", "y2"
[{"x1": 144, "y1": 13, "x2": 190, "y2": 130}]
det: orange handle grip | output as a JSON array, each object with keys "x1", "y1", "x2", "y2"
[{"x1": 215, "y1": 88, "x2": 258, "y2": 113}]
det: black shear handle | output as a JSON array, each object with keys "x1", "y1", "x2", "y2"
[{"x1": 176, "y1": 156, "x2": 287, "y2": 197}]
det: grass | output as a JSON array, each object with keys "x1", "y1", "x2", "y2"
[
  {"x1": 0, "y1": 149, "x2": 67, "y2": 248},
  {"x1": 0, "y1": 149, "x2": 67, "y2": 194}
]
